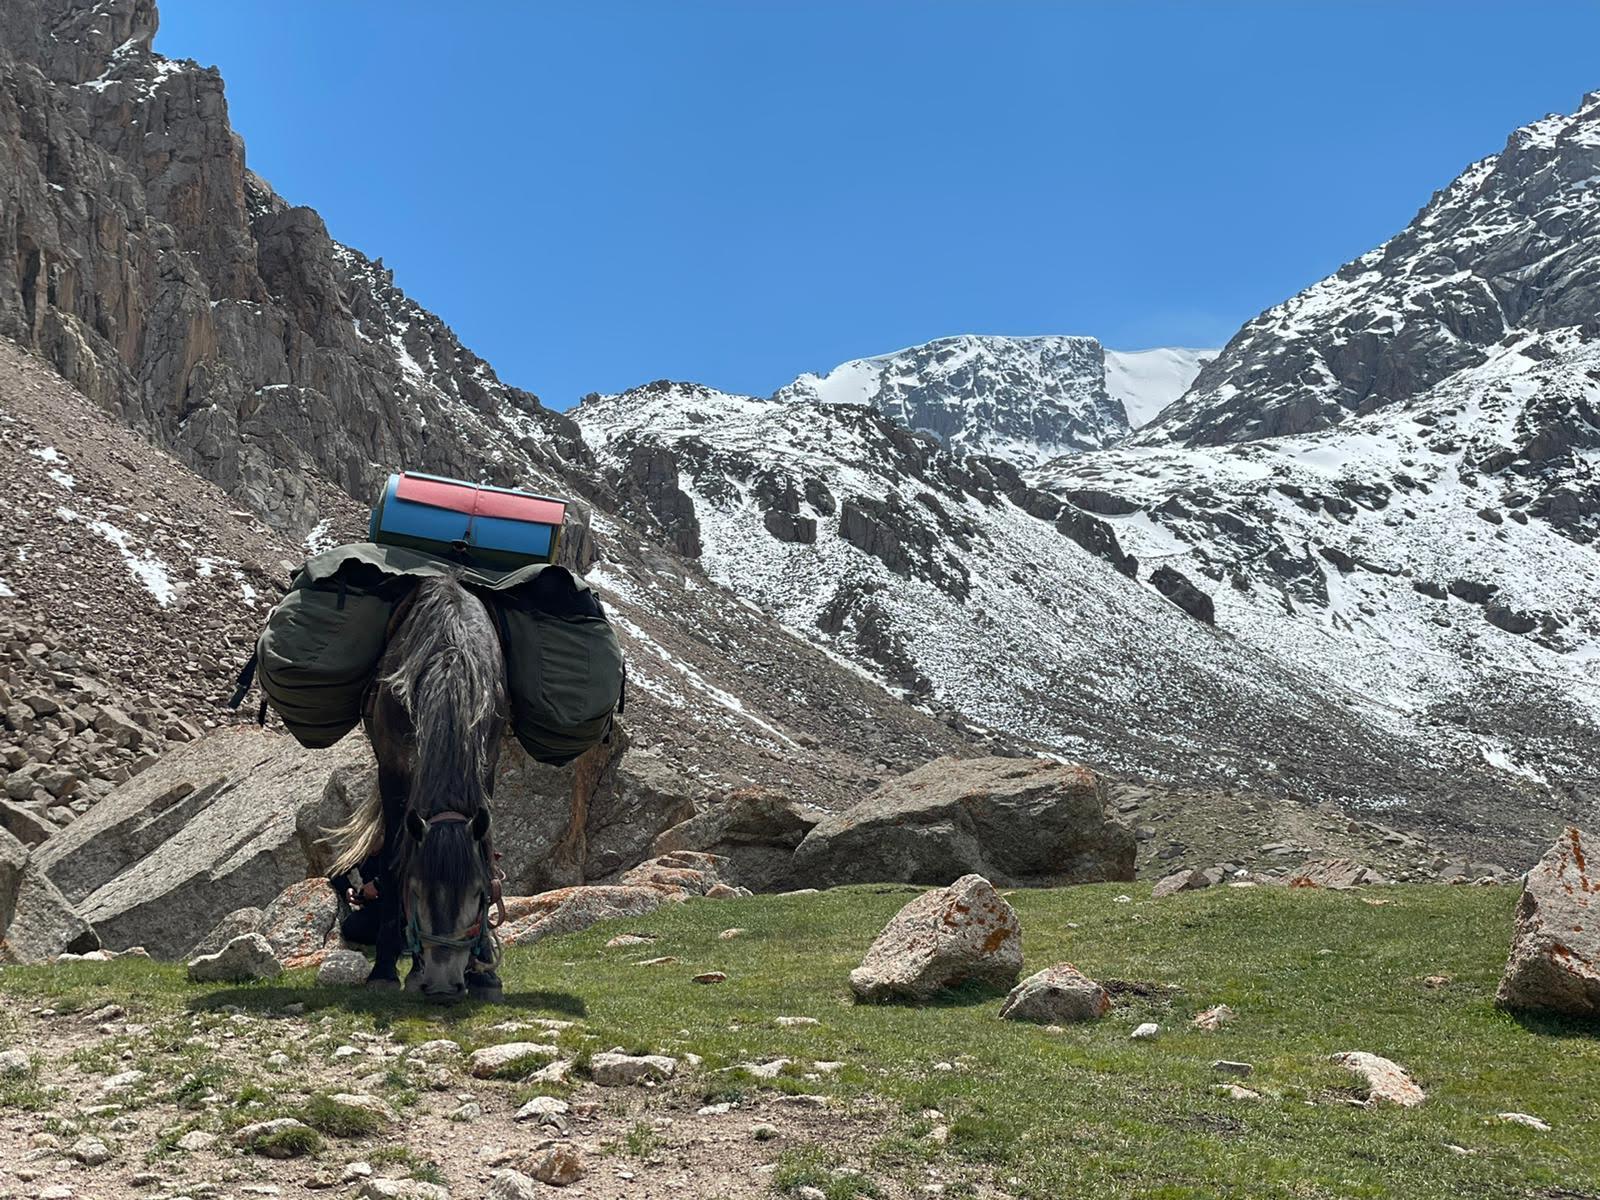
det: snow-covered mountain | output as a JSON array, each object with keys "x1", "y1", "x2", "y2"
[
  {"x1": 1143, "y1": 91, "x2": 1600, "y2": 448},
  {"x1": 575, "y1": 93, "x2": 1600, "y2": 860},
  {"x1": 776, "y1": 335, "x2": 1127, "y2": 466},
  {"x1": 1104, "y1": 347, "x2": 1218, "y2": 429}
]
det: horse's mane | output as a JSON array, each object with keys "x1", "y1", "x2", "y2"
[{"x1": 327, "y1": 573, "x2": 505, "y2": 887}]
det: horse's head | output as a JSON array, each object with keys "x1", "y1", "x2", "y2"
[{"x1": 401, "y1": 805, "x2": 499, "y2": 1003}]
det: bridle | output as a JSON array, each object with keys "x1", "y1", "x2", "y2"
[{"x1": 400, "y1": 809, "x2": 508, "y2": 966}]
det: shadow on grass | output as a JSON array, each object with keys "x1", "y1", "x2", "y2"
[
  {"x1": 1508, "y1": 1008, "x2": 1600, "y2": 1041},
  {"x1": 186, "y1": 987, "x2": 586, "y2": 1022},
  {"x1": 851, "y1": 979, "x2": 1011, "y2": 1010}
]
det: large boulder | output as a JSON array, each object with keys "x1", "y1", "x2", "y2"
[
  {"x1": 849, "y1": 874, "x2": 1022, "y2": 1002},
  {"x1": 492, "y1": 732, "x2": 703, "y2": 894},
  {"x1": 648, "y1": 788, "x2": 823, "y2": 891},
  {"x1": 0, "y1": 825, "x2": 99, "y2": 963},
  {"x1": 498, "y1": 886, "x2": 670, "y2": 948},
  {"x1": 793, "y1": 757, "x2": 1134, "y2": 889},
  {"x1": 1497, "y1": 827, "x2": 1600, "y2": 1019},
  {"x1": 619, "y1": 851, "x2": 745, "y2": 896},
  {"x1": 31, "y1": 729, "x2": 369, "y2": 958},
  {"x1": 258, "y1": 878, "x2": 339, "y2": 966}
]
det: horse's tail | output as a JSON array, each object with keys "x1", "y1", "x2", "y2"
[{"x1": 326, "y1": 782, "x2": 385, "y2": 878}]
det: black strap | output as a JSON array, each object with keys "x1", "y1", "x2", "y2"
[
  {"x1": 617, "y1": 663, "x2": 627, "y2": 716},
  {"x1": 228, "y1": 652, "x2": 259, "y2": 709}
]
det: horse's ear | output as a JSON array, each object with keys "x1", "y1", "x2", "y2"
[
  {"x1": 471, "y1": 808, "x2": 491, "y2": 842},
  {"x1": 405, "y1": 809, "x2": 428, "y2": 842}
]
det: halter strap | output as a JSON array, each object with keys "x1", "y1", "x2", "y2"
[{"x1": 400, "y1": 808, "x2": 503, "y2": 966}]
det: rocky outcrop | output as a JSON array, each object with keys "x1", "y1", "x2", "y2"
[
  {"x1": 0, "y1": 0, "x2": 586, "y2": 541},
  {"x1": 31, "y1": 729, "x2": 368, "y2": 957},
  {"x1": 647, "y1": 788, "x2": 823, "y2": 891},
  {"x1": 1497, "y1": 827, "x2": 1599, "y2": 1018},
  {"x1": 792, "y1": 757, "x2": 1135, "y2": 889},
  {"x1": 1149, "y1": 565, "x2": 1215, "y2": 625},
  {"x1": 1142, "y1": 92, "x2": 1600, "y2": 448},
  {"x1": 849, "y1": 874, "x2": 1023, "y2": 1002},
  {"x1": 0, "y1": 825, "x2": 99, "y2": 962},
  {"x1": 490, "y1": 733, "x2": 703, "y2": 894}
]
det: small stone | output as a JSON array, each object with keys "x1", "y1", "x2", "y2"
[
  {"x1": 513, "y1": 1096, "x2": 570, "y2": 1125},
  {"x1": 525, "y1": 1143, "x2": 585, "y2": 1186},
  {"x1": 332, "y1": 1045, "x2": 362, "y2": 1060},
  {"x1": 70, "y1": 1136, "x2": 111, "y2": 1165},
  {"x1": 409, "y1": 1039, "x2": 461, "y2": 1061},
  {"x1": 100, "y1": 1069, "x2": 146, "y2": 1093},
  {"x1": 718, "y1": 928, "x2": 747, "y2": 940},
  {"x1": 1212, "y1": 1060, "x2": 1253, "y2": 1078},
  {"x1": 604, "y1": 934, "x2": 655, "y2": 948},
  {"x1": 693, "y1": 972, "x2": 727, "y2": 984},
  {"x1": 175, "y1": 1130, "x2": 218, "y2": 1151},
  {"x1": 1331, "y1": 1052, "x2": 1425, "y2": 1107},
  {"x1": 1214, "y1": 1084, "x2": 1261, "y2": 1101},
  {"x1": 316, "y1": 948, "x2": 370, "y2": 987},
  {"x1": 999, "y1": 963, "x2": 1110, "y2": 1024},
  {"x1": 635, "y1": 956, "x2": 680, "y2": 966},
  {"x1": 589, "y1": 1051, "x2": 677, "y2": 1086},
  {"x1": 1494, "y1": 1111, "x2": 1551, "y2": 1131},
  {"x1": 469, "y1": 1043, "x2": 558, "y2": 1078},
  {"x1": 1131, "y1": 1022, "x2": 1160, "y2": 1040},
  {"x1": 797, "y1": 1187, "x2": 827, "y2": 1200},
  {"x1": 775, "y1": 1016, "x2": 819, "y2": 1027},
  {"x1": 487, "y1": 1171, "x2": 538, "y2": 1200},
  {"x1": 1423, "y1": 974, "x2": 1452, "y2": 989},
  {"x1": 743, "y1": 1058, "x2": 792, "y2": 1079},
  {"x1": 751, "y1": 1123, "x2": 780, "y2": 1141},
  {"x1": 448, "y1": 1101, "x2": 481, "y2": 1122},
  {"x1": 266, "y1": 1052, "x2": 291, "y2": 1071},
  {"x1": 1192, "y1": 1004, "x2": 1235, "y2": 1031},
  {"x1": 359, "y1": 1180, "x2": 450, "y2": 1200},
  {"x1": 0, "y1": 1048, "x2": 31, "y2": 1077},
  {"x1": 186, "y1": 934, "x2": 282, "y2": 983},
  {"x1": 342, "y1": 1163, "x2": 374, "y2": 1182}
]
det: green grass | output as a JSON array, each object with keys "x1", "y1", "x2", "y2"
[
  {"x1": 298, "y1": 1092, "x2": 386, "y2": 1138},
  {"x1": 251, "y1": 1123, "x2": 322, "y2": 1157},
  {"x1": 2, "y1": 884, "x2": 1597, "y2": 1198},
  {"x1": 772, "y1": 1144, "x2": 884, "y2": 1198}
]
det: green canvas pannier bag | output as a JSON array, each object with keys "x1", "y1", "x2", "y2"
[
  {"x1": 240, "y1": 543, "x2": 624, "y2": 765},
  {"x1": 491, "y1": 562, "x2": 626, "y2": 765}
]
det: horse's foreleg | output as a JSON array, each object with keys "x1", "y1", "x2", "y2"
[
  {"x1": 367, "y1": 894, "x2": 405, "y2": 988},
  {"x1": 366, "y1": 762, "x2": 411, "y2": 989}
]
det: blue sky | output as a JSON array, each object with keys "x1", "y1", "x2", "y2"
[{"x1": 157, "y1": 2, "x2": 1600, "y2": 410}]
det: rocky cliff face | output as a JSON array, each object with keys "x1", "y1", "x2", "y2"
[
  {"x1": 1142, "y1": 92, "x2": 1600, "y2": 448},
  {"x1": 0, "y1": 0, "x2": 585, "y2": 540},
  {"x1": 778, "y1": 335, "x2": 1127, "y2": 466}
]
